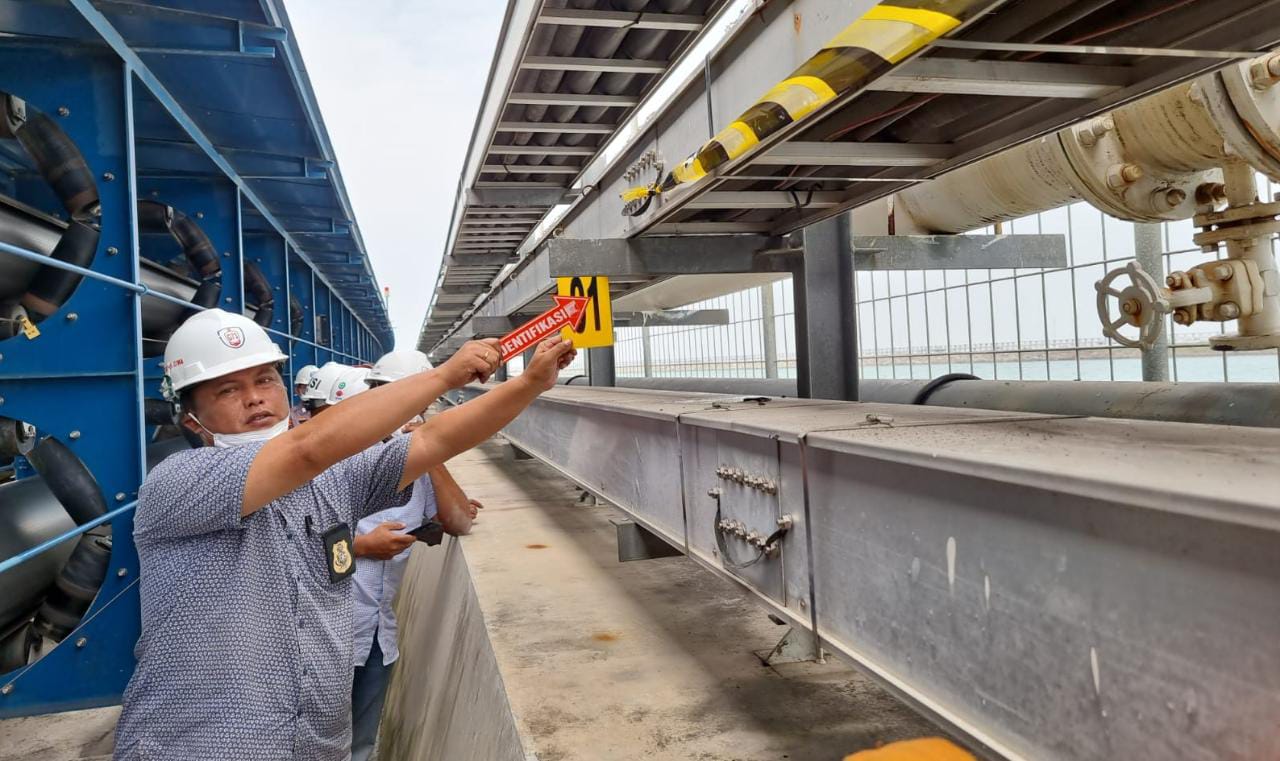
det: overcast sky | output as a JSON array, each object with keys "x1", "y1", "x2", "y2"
[{"x1": 290, "y1": 0, "x2": 507, "y2": 350}]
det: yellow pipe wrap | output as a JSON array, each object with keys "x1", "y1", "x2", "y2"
[{"x1": 621, "y1": 0, "x2": 986, "y2": 212}]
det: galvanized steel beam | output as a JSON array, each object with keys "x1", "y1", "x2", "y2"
[
  {"x1": 852, "y1": 235, "x2": 1067, "y2": 270},
  {"x1": 869, "y1": 59, "x2": 1131, "y2": 99},
  {"x1": 452, "y1": 383, "x2": 1280, "y2": 761}
]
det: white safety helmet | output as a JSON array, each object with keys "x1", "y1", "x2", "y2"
[
  {"x1": 163, "y1": 308, "x2": 288, "y2": 401},
  {"x1": 367, "y1": 349, "x2": 431, "y2": 385},
  {"x1": 301, "y1": 362, "x2": 348, "y2": 403},
  {"x1": 293, "y1": 364, "x2": 319, "y2": 387},
  {"x1": 325, "y1": 367, "x2": 372, "y2": 405}
]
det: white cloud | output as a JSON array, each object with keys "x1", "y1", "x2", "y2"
[{"x1": 289, "y1": 0, "x2": 506, "y2": 350}]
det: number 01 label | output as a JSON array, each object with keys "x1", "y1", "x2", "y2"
[{"x1": 556, "y1": 275, "x2": 613, "y2": 349}]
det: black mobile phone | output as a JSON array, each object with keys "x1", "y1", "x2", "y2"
[{"x1": 406, "y1": 520, "x2": 444, "y2": 546}]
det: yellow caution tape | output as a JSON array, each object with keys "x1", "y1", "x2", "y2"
[{"x1": 621, "y1": 0, "x2": 986, "y2": 216}]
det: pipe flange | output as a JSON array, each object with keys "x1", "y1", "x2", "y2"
[
  {"x1": 1058, "y1": 120, "x2": 1212, "y2": 222},
  {"x1": 1203, "y1": 60, "x2": 1280, "y2": 182}
]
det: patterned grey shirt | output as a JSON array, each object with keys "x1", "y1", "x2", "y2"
[{"x1": 112, "y1": 436, "x2": 413, "y2": 761}]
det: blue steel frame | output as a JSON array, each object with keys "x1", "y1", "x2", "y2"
[{"x1": 0, "y1": 2, "x2": 390, "y2": 717}]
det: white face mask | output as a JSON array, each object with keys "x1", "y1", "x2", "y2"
[{"x1": 189, "y1": 414, "x2": 289, "y2": 448}]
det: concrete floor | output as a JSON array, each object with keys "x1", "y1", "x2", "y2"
[
  {"x1": 0, "y1": 436, "x2": 947, "y2": 761},
  {"x1": 431, "y1": 439, "x2": 945, "y2": 761}
]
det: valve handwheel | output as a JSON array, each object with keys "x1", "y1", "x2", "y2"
[{"x1": 1095, "y1": 261, "x2": 1170, "y2": 349}]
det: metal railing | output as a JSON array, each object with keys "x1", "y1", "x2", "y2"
[{"x1": 612, "y1": 178, "x2": 1280, "y2": 384}]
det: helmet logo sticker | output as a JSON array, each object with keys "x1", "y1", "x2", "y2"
[{"x1": 217, "y1": 327, "x2": 245, "y2": 349}]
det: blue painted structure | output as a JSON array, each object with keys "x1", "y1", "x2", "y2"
[{"x1": 0, "y1": 0, "x2": 391, "y2": 716}]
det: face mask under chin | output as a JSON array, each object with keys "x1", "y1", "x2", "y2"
[{"x1": 189, "y1": 415, "x2": 289, "y2": 448}]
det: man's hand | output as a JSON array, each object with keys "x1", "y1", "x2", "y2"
[
  {"x1": 437, "y1": 339, "x2": 502, "y2": 389},
  {"x1": 353, "y1": 521, "x2": 415, "y2": 560},
  {"x1": 467, "y1": 498, "x2": 484, "y2": 521},
  {"x1": 521, "y1": 336, "x2": 576, "y2": 391}
]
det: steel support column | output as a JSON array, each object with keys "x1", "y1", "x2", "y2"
[
  {"x1": 795, "y1": 215, "x2": 858, "y2": 400},
  {"x1": 587, "y1": 346, "x2": 616, "y2": 387},
  {"x1": 761, "y1": 284, "x2": 778, "y2": 380},
  {"x1": 1134, "y1": 223, "x2": 1170, "y2": 382}
]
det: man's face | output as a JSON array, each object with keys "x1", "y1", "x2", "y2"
[{"x1": 182, "y1": 363, "x2": 288, "y2": 438}]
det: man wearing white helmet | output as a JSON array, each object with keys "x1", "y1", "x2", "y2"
[
  {"x1": 345, "y1": 349, "x2": 478, "y2": 761},
  {"x1": 290, "y1": 364, "x2": 319, "y2": 425},
  {"x1": 113, "y1": 308, "x2": 574, "y2": 761}
]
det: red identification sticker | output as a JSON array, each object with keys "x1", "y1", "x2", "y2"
[{"x1": 499, "y1": 295, "x2": 589, "y2": 363}]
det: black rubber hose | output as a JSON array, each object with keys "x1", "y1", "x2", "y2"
[
  {"x1": 137, "y1": 200, "x2": 221, "y2": 280},
  {"x1": 20, "y1": 220, "x2": 99, "y2": 322},
  {"x1": 191, "y1": 278, "x2": 221, "y2": 309},
  {"x1": 4, "y1": 94, "x2": 101, "y2": 323},
  {"x1": 290, "y1": 295, "x2": 303, "y2": 335},
  {"x1": 244, "y1": 261, "x2": 275, "y2": 328},
  {"x1": 144, "y1": 398, "x2": 176, "y2": 427},
  {"x1": 910, "y1": 373, "x2": 980, "y2": 405},
  {"x1": 25, "y1": 436, "x2": 107, "y2": 526},
  {"x1": 12, "y1": 110, "x2": 98, "y2": 218},
  {"x1": 32, "y1": 534, "x2": 111, "y2": 643}
]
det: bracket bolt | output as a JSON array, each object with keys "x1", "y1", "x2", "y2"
[
  {"x1": 57, "y1": 106, "x2": 70, "y2": 117},
  {"x1": 75, "y1": 637, "x2": 88, "y2": 648},
  {"x1": 102, "y1": 172, "x2": 114, "y2": 182},
  {"x1": 1167, "y1": 272, "x2": 1185, "y2": 288},
  {"x1": 68, "y1": 430, "x2": 81, "y2": 440},
  {"x1": 776, "y1": 514, "x2": 794, "y2": 531},
  {"x1": 224, "y1": 297, "x2": 233, "y2": 304},
  {"x1": 1106, "y1": 163, "x2": 1143, "y2": 189},
  {"x1": 106, "y1": 246, "x2": 119, "y2": 256},
  {"x1": 115, "y1": 492, "x2": 126, "y2": 502},
  {"x1": 1211, "y1": 263, "x2": 1234, "y2": 281},
  {"x1": 1173, "y1": 308, "x2": 1193, "y2": 325},
  {"x1": 117, "y1": 568, "x2": 128, "y2": 577},
  {"x1": 65, "y1": 312, "x2": 78, "y2": 322},
  {"x1": 1, "y1": 684, "x2": 11, "y2": 695},
  {"x1": 1162, "y1": 187, "x2": 1187, "y2": 209},
  {"x1": 1218, "y1": 301, "x2": 1241, "y2": 320},
  {"x1": 707, "y1": 487, "x2": 722, "y2": 498}
]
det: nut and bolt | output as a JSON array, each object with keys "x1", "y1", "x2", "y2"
[
  {"x1": 57, "y1": 106, "x2": 70, "y2": 117},
  {"x1": 115, "y1": 492, "x2": 126, "y2": 502},
  {"x1": 1249, "y1": 54, "x2": 1280, "y2": 89},
  {"x1": 1218, "y1": 301, "x2": 1242, "y2": 320},
  {"x1": 196, "y1": 212, "x2": 205, "y2": 219},
  {"x1": 102, "y1": 172, "x2": 114, "y2": 182},
  {"x1": 1166, "y1": 272, "x2": 1185, "y2": 288},
  {"x1": 1173, "y1": 308, "x2": 1194, "y2": 326},
  {"x1": 1162, "y1": 187, "x2": 1187, "y2": 209},
  {"x1": 776, "y1": 514, "x2": 794, "y2": 531},
  {"x1": 117, "y1": 568, "x2": 128, "y2": 577},
  {"x1": 68, "y1": 430, "x2": 81, "y2": 440},
  {"x1": 707, "y1": 487, "x2": 722, "y2": 498},
  {"x1": 106, "y1": 246, "x2": 119, "y2": 256},
  {"x1": 1106, "y1": 163, "x2": 1143, "y2": 189},
  {"x1": 75, "y1": 637, "x2": 88, "y2": 648},
  {"x1": 224, "y1": 297, "x2": 233, "y2": 304},
  {"x1": 65, "y1": 312, "x2": 78, "y2": 322},
  {"x1": 1212, "y1": 263, "x2": 1234, "y2": 281},
  {"x1": 1195, "y1": 182, "x2": 1228, "y2": 208},
  {"x1": 1075, "y1": 116, "x2": 1113, "y2": 147},
  {"x1": 1121, "y1": 299, "x2": 1140, "y2": 316},
  {"x1": 1, "y1": 684, "x2": 12, "y2": 695}
]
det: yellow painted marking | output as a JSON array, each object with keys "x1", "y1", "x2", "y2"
[
  {"x1": 862, "y1": 5, "x2": 962, "y2": 37},
  {"x1": 716, "y1": 121, "x2": 760, "y2": 160},
  {"x1": 828, "y1": 19, "x2": 939, "y2": 63},
  {"x1": 620, "y1": 185, "x2": 652, "y2": 203},
  {"x1": 844, "y1": 737, "x2": 975, "y2": 761},
  {"x1": 761, "y1": 76, "x2": 838, "y2": 121}
]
